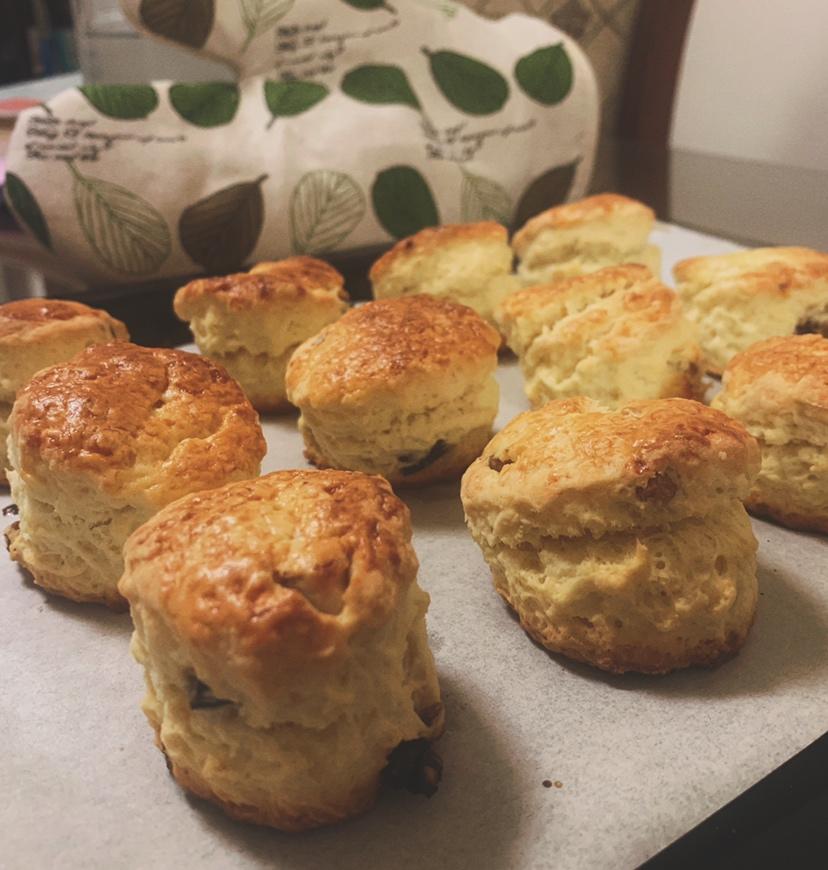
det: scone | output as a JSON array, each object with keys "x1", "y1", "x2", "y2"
[
  {"x1": 286, "y1": 295, "x2": 500, "y2": 486},
  {"x1": 369, "y1": 222, "x2": 520, "y2": 330},
  {"x1": 712, "y1": 334, "x2": 828, "y2": 533},
  {"x1": 0, "y1": 299, "x2": 128, "y2": 481},
  {"x1": 511, "y1": 193, "x2": 661, "y2": 285},
  {"x1": 174, "y1": 257, "x2": 348, "y2": 412},
  {"x1": 674, "y1": 246, "x2": 828, "y2": 375},
  {"x1": 6, "y1": 342, "x2": 265, "y2": 608},
  {"x1": 461, "y1": 398, "x2": 761, "y2": 674},
  {"x1": 495, "y1": 264, "x2": 703, "y2": 408},
  {"x1": 119, "y1": 469, "x2": 444, "y2": 830}
]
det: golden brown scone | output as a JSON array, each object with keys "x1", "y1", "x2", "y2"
[
  {"x1": 369, "y1": 222, "x2": 520, "y2": 330},
  {"x1": 174, "y1": 257, "x2": 348, "y2": 412},
  {"x1": 461, "y1": 397, "x2": 761, "y2": 674},
  {"x1": 286, "y1": 295, "x2": 500, "y2": 486},
  {"x1": 0, "y1": 299, "x2": 128, "y2": 482},
  {"x1": 511, "y1": 193, "x2": 661, "y2": 285},
  {"x1": 674, "y1": 246, "x2": 828, "y2": 375},
  {"x1": 6, "y1": 342, "x2": 265, "y2": 608},
  {"x1": 712, "y1": 334, "x2": 828, "y2": 533},
  {"x1": 495, "y1": 265, "x2": 703, "y2": 408},
  {"x1": 119, "y1": 469, "x2": 444, "y2": 831}
]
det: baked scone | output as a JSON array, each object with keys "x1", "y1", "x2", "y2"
[
  {"x1": 461, "y1": 398, "x2": 761, "y2": 674},
  {"x1": 174, "y1": 257, "x2": 349, "y2": 412},
  {"x1": 6, "y1": 342, "x2": 265, "y2": 608},
  {"x1": 495, "y1": 264, "x2": 703, "y2": 408},
  {"x1": 286, "y1": 295, "x2": 500, "y2": 486},
  {"x1": 119, "y1": 469, "x2": 444, "y2": 830},
  {"x1": 369, "y1": 222, "x2": 520, "y2": 330},
  {"x1": 712, "y1": 334, "x2": 828, "y2": 533},
  {"x1": 511, "y1": 193, "x2": 661, "y2": 285},
  {"x1": 0, "y1": 299, "x2": 128, "y2": 481},
  {"x1": 674, "y1": 246, "x2": 828, "y2": 375}
]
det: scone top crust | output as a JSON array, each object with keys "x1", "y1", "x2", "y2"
[
  {"x1": 0, "y1": 298, "x2": 128, "y2": 345},
  {"x1": 174, "y1": 256, "x2": 347, "y2": 317},
  {"x1": 369, "y1": 221, "x2": 508, "y2": 283},
  {"x1": 286, "y1": 295, "x2": 500, "y2": 409},
  {"x1": 715, "y1": 334, "x2": 828, "y2": 437},
  {"x1": 10, "y1": 342, "x2": 265, "y2": 505},
  {"x1": 461, "y1": 397, "x2": 759, "y2": 539},
  {"x1": 512, "y1": 193, "x2": 654, "y2": 258},
  {"x1": 120, "y1": 470, "x2": 418, "y2": 684},
  {"x1": 498, "y1": 263, "x2": 670, "y2": 333},
  {"x1": 674, "y1": 246, "x2": 828, "y2": 297}
]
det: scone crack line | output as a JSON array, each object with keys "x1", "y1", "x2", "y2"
[
  {"x1": 475, "y1": 510, "x2": 748, "y2": 549},
  {"x1": 524, "y1": 240, "x2": 649, "y2": 270}
]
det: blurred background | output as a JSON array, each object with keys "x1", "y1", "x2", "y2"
[{"x1": 1, "y1": 0, "x2": 827, "y2": 320}]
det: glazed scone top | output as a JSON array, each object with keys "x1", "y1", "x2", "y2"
[
  {"x1": 497, "y1": 264, "x2": 680, "y2": 344},
  {"x1": 461, "y1": 397, "x2": 760, "y2": 540},
  {"x1": 10, "y1": 342, "x2": 265, "y2": 505},
  {"x1": 0, "y1": 298, "x2": 128, "y2": 345},
  {"x1": 286, "y1": 295, "x2": 501, "y2": 409},
  {"x1": 119, "y1": 471, "x2": 420, "y2": 699},
  {"x1": 369, "y1": 222, "x2": 508, "y2": 283},
  {"x1": 174, "y1": 256, "x2": 347, "y2": 315},
  {"x1": 714, "y1": 334, "x2": 828, "y2": 444},
  {"x1": 512, "y1": 193, "x2": 654, "y2": 258},
  {"x1": 674, "y1": 246, "x2": 828, "y2": 297}
]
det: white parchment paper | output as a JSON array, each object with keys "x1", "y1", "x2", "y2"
[{"x1": 2, "y1": 223, "x2": 827, "y2": 869}]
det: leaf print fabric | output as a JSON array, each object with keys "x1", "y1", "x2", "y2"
[
  {"x1": 71, "y1": 164, "x2": 171, "y2": 274},
  {"x1": 179, "y1": 178, "x2": 267, "y2": 274},
  {"x1": 290, "y1": 171, "x2": 366, "y2": 254},
  {"x1": 4, "y1": 0, "x2": 598, "y2": 282},
  {"x1": 372, "y1": 166, "x2": 440, "y2": 239}
]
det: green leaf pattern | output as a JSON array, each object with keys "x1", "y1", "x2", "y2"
[
  {"x1": 9, "y1": 5, "x2": 585, "y2": 278},
  {"x1": 341, "y1": 0, "x2": 389, "y2": 9},
  {"x1": 179, "y1": 177, "x2": 267, "y2": 274},
  {"x1": 341, "y1": 65, "x2": 420, "y2": 109},
  {"x1": 460, "y1": 169, "x2": 513, "y2": 225},
  {"x1": 71, "y1": 165, "x2": 171, "y2": 274},
  {"x1": 79, "y1": 85, "x2": 159, "y2": 120},
  {"x1": 514, "y1": 44, "x2": 573, "y2": 106},
  {"x1": 169, "y1": 83, "x2": 240, "y2": 127},
  {"x1": 264, "y1": 80, "x2": 329, "y2": 127},
  {"x1": 372, "y1": 166, "x2": 439, "y2": 239},
  {"x1": 139, "y1": 0, "x2": 214, "y2": 49},
  {"x1": 5, "y1": 173, "x2": 52, "y2": 249},
  {"x1": 240, "y1": 0, "x2": 294, "y2": 49},
  {"x1": 290, "y1": 171, "x2": 366, "y2": 254},
  {"x1": 426, "y1": 49, "x2": 509, "y2": 115}
]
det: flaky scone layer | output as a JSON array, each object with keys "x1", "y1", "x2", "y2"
[
  {"x1": 511, "y1": 193, "x2": 659, "y2": 284},
  {"x1": 297, "y1": 378, "x2": 498, "y2": 484},
  {"x1": 496, "y1": 265, "x2": 703, "y2": 408},
  {"x1": 120, "y1": 471, "x2": 443, "y2": 830},
  {"x1": 0, "y1": 298, "x2": 128, "y2": 480},
  {"x1": 713, "y1": 334, "x2": 828, "y2": 532},
  {"x1": 472, "y1": 501, "x2": 757, "y2": 674},
  {"x1": 7, "y1": 343, "x2": 264, "y2": 606},
  {"x1": 175, "y1": 260, "x2": 348, "y2": 412},
  {"x1": 461, "y1": 397, "x2": 760, "y2": 674},
  {"x1": 370, "y1": 222, "x2": 518, "y2": 327},
  {"x1": 462, "y1": 397, "x2": 759, "y2": 540},
  {"x1": 287, "y1": 296, "x2": 500, "y2": 484},
  {"x1": 674, "y1": 246, "x2": 828, "y2": 374}
]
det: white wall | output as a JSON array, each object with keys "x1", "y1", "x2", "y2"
[
  {"x1": 671, "y1": 0, "x2": 828, "y2": 171},
  {"x1": 72, "y1": 0, "x2": 230, "y2": 83}
]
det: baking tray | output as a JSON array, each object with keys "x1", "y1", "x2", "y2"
[{"x1": 2, "y1": 223, "x2": 827, "y2": 869}]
